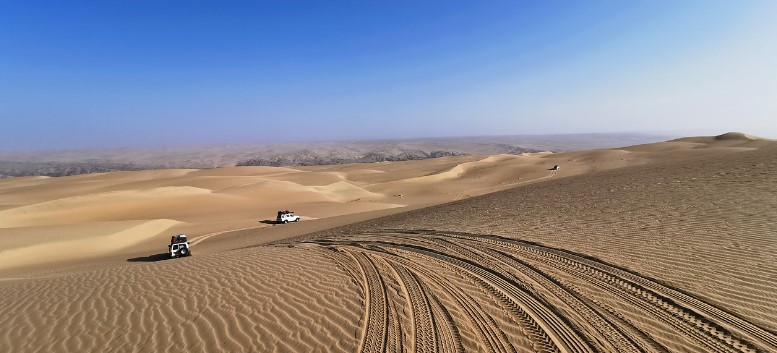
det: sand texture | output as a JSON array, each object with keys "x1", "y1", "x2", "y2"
[{"x1": 1, "y1": 134, "x2": 775, "y2": 352}]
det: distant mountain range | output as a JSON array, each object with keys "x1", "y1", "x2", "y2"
[
  {"x1": 236, "y1": 149, "x2": 472, "y2": 167},
  {"x1": 0, "y1": 133, "x2": 671, "y2": 177}
]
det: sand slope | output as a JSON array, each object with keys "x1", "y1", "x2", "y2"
[{"x1": 1, "y1": 134, "x2": 775, "y2": 353}]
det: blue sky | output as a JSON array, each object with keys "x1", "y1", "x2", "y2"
[{"x1": 1, "y1": 1, "x2": 775, "y2": 150}]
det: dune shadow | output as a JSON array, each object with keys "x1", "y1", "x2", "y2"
[
  {"x1": 127, "y1": 253, "x2": 170, "y2": 263},
  {"x1": 259, "y1": 219, "x2": 279, "y2": 225}
]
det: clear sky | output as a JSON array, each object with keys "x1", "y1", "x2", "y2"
[{"x1": 1, "y1": 1, "x2": 775, "y2": 150}]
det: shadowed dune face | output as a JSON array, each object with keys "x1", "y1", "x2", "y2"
[{"x1": 0, "y1": 135, "x2": 775, "y2": 353}]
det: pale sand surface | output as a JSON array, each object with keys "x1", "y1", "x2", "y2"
[{"x1": 1, "y1": 134, "x2": 776, "y2": 352}]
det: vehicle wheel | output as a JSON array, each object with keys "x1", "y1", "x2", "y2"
[
  {"x1": 179, "y1": 248, "x2": 189, "y2": 257},
  {"x1": 284, "y1": 220, "x2": 288, "y2": 224},
  {"x1": 294, "y1": 218, "x2": 300, "y2": 222}
]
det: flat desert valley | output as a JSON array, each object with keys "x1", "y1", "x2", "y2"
[{"x1": 1, "y1": 133, "x2": 776, "y2": 353}]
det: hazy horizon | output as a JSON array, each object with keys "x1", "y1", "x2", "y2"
[
  {"x1": 0, "y1": 132, "x2": 676, "y2": 177},
  {"x1": 0, "y1": 131, "x2": 676, "y2": 154},
  {"x1": 2, "y1": 1, "x2": 776, "y2": 150}
]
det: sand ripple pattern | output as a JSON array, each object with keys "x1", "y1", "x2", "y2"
[
  {"x1": 292, "y1": 229, "x2": 777, "y2": 353},
  {"x1": 0, "y1": 247, "x2": 362, "y2": 353}
]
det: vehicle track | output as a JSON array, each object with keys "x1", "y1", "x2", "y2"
[
  {"x1": 384, "y1": 260, "x2": 437, "y2": 353},
  {"x1": 189, "y1": 225, "x2": 266, "y2": 247},
  {"x1": 440, "y1": 231, "x2": 771, "y2": 353},
  {"x1": 348, "y1": 250, "x2": 390, "y2": 353},
  {"x1": 287, "y1": 229, "x2": 777, "y2": 353}
]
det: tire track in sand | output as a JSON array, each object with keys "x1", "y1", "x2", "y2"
[
  {"x1": 294, "y1": 229, "x2": 777, "y2": 353},
  {"x1": 346, "y1": 249, "x2": 390, "y2": 353},
  {"x1": 189, "y1": 225, "x2": 267, "y2": 246}
]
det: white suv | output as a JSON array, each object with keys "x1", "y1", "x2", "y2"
[
  {"x1": 169, "y1": 234, "x2": 191, "y2": 258},
  {"x1": 169, "y1": 243, "x2": 190, "y2": 258},
  {"x1": 277, "y1": 213, "x2": 300, "y2": 223}
]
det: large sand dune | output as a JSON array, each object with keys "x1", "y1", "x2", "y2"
[{"x1": 1, "y1": 134, "x2": 775, "y2": 352}]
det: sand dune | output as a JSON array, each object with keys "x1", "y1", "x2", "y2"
[
  {"x1": 0, "y1": 153, "x2": 564, "y2": 271},
  {"x1": 1, "y1": 133, "x2": 775, "y2": 353},
  {"x1": 0, "y1": 219, "x2": 180, "y2": 270},
  {"x1": 0, "y1": 186, "x2": 210, "y2": 228},
  {"x1": 402, "y1": 154, "x2": 539, "y2": 183}
]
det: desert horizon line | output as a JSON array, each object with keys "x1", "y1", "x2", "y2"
[{"x1": 0, "y1": 130, "x2": 706, "y2": 153}]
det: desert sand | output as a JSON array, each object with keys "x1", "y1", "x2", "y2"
[{"x1": 1, "y1": 133, "x2": 776, "y2": 352}]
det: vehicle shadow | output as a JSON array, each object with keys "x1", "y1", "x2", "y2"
[
  {"x1": 127, "y1": 253, "x2": 170, "y2": 263},
  {"x1": 259, "y1": 219, "x2": 280, "y2": 225}
]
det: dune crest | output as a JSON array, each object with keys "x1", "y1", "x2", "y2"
[
  {"x1": 403, "y1": 155, "x2": 534, "y2": 183},
  {"x1": 715, "y1": 131, "x2": 757, "y2": 140},
  {"x1": 310, "y1": 181, "x2": 383, "y2": 202}
]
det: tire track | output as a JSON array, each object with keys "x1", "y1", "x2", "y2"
[
  {"x1": 444, "y1": 231, "x2": 771, "y2": 353},
  {"x1": 382, "y1": 240, "x2": 590, "y2": 353},
  {"x1": 463, "y1": 243, "x2": 643, "y2": 353},
  {"x1": 292, "y1": 228, "x2": 777, "y2": 353},
  {"x1": 315, "y1": 242, "x2": 557, "y2": 353},
  {"x1": 386, "y1": 248, "x2": 522, "y2": 353},
  {"x1": 346, "y1": 249, "x2": 390, "y2": 353},
  {"x1": 384, "y1": 260, "x2": 437, "y2": 353},
  {"x1": 343, "y1": 242, "x2": 531, "y2": 353},
  {"x1": 189, "y1": 225, "x2": 266, "y2": 247},
  {"x1": 428, "y1": 293, "x2": 465, "y2": 353},
  {"x1": 363, "y1": 234, "x2": 583, "y2": 352}
]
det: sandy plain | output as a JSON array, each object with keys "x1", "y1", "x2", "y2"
[{"x1": 1, "y1": 132, "x2": 775, "y2": 353}]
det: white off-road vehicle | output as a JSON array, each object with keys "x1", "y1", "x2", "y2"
[
  {"x1": 277, "y1": 212, "x2": 300, "y2": 224},
  {"x1": 168, "y1": 234, "x2": 191, "y2": 258}
]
